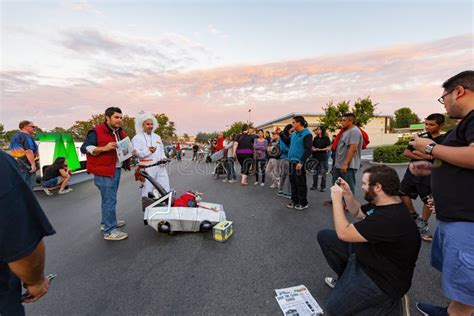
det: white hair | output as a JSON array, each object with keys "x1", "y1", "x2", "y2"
[{"x1": 135, "y1": 111, "x2": 158, "y2": 135}]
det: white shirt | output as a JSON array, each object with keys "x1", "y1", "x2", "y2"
[{"x1": 132, "y1": 132, "x2": 166, "y2": 165}]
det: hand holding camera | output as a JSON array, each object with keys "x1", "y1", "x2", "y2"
[{"x1": 334, "y1": 177, "x2": 352, "y2": 196}]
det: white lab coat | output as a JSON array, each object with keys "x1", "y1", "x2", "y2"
[{"x1": 132, "y1": 133, "x2": 170, "y2": 197}]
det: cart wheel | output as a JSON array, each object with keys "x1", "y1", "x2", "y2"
[
  {"x1": 200, "y1": 221, "x2": 212, "y2": 232},
  {"x1": 158, "y1": 222, "x2": 170, "y2": 233}
]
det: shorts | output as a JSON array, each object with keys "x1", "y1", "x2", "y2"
[
  {"x1": 431, "y1": 220, "x2": 474, "y2": 306},
  {"x1": 42, "y1": 177, "x2": 59, "y2": 188},
  {"x1": 399, "y1": 170, "x2": 431, "y2": 204}
]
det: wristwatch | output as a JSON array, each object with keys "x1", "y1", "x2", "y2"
[{"x1": 425, "y1": 142, "x2": 437, "y2": 155}]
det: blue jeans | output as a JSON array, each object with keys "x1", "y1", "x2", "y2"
[
  {"x1": 94, "y1": 169, "x2": 121, "y2": 233},
  {"x1": 20, "y1": 170, "x2": 36, "y2": 190},
  {"x1": 0, "y1": 273, "x2": 24, "y2": 316},
  {"x1": 332, "y1": 168, "x2": 357, "y2": 194},
  {"x1": 317, "y1": 229, "x2": 401, "y2": 315},
  {"x1": 225, "y1": 158, "x2": 236, "y2": 180}
]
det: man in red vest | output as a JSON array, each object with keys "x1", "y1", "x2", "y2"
[{"x1": 80, "y1": 107, "x2": 131, "y2": 241}]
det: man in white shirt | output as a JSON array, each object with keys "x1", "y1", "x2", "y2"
[{"x1": 132, "y1": 112, "x2": 170, "y2": 198}]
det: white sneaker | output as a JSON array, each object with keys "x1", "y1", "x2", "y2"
[
  {"x1": 222, "y1": 179, "x2": 228, "y2": 183},
  {"x1": 229, "y1": 179, "x2": 237, "y2": 184},
  {"x1": 58, "y1": 189, "x2": 71, "y2": 195},
  {"x1": 254, "y1": 182, "x2": 259, "y2": 186},
  {"x1": 103, "y1": 229, "x2": 128, "y2": 241},
  {"x1": 260, "y1": 183, "x2": 265, "y2": 187},
  {"x1": 270, "y1": 183, "x2": 277, "y2": 189},
  {"x1": 43, "y1": 188, "x2": 53, "y2": 196},
  {"x1": 325, "y1": 277, "x2": 337, "y2": 289}
]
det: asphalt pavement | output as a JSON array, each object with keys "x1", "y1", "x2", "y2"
[{"x1": 26, "y1": 156, "x2": 447, "y2": 315}]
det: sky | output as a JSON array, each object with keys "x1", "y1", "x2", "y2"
[{"x1": 1, "y1": 0, "x2": 473, "y2": 134}]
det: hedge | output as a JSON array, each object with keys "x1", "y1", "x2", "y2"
[{"x1": 373, "y1": 145, "x2": 410, "y2": 163}]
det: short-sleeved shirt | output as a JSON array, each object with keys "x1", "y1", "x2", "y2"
[
  {"x1": 8, "y1": 132, "x2": 38, "y2": 172},
  {"x1": 235, "y1": 134, "x2": 255, "y2": 153},
  {"x1": 431, "y1": 110, "x2": 474, "y2": 222},
  {"x1": 312, "y1": 136, "x2": 331, "y2": 161},
  {"x1": 0, "y1": 150, "x2": 56, "y2": 312},
  {"x1": 42, "y1": 164, "x2": 65, "y2": 182},
  {"x1": 335, "y1": 127, "x2": 362, "y2": 169},
  {"x1": 353, "y1": 203, "x2": 421, "y2": 299}
]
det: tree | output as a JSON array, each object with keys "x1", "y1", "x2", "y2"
[
  {"x1": 320, "y1": 100, "x2": 350, "y2": 132},
  {"x1": 352, "y1": 97, "x2": 377, "y2": 127},
  {"x1": 392, "y1": 107, "x2": 421, "y2": 128},
  {"x1": 223, "y1": 121, "x2": 253, "y2": 138},
  {"x1": 195, "y1": 132, "x2": 218, "y2": 144},
  {"x1": 50, "y1": 127, "x2": 67, "y2": 133},
  {"x1": 4, "y1": 129, "x2": 19, "y2": 142},
  {"x1": 442, "y1": 114, "x2": 459, "y2": 132},
  {"x1": 154, "y1": 114, "x2": 177, "y2": 142},
  {"x1": 67, "y1": 113, "x2": 176, "y2": 141},
  {"x1": 320, "y1": 97, "x2": 376, "y2": 132}
]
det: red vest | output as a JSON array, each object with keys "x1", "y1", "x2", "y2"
[{"x1": 86, "y1": 122, "x2": 130, "y2": 177}]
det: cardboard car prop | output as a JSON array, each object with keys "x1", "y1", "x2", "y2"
[{"x1": 140, "y1": 170, "x2": 226, "y2": 234}]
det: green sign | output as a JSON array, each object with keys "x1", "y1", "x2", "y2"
[
  {"x1": 36, "y1": 133, "x2": 81, "y2": 171},
  {"x1": 409, "y1": 124, "x2": 425, "y2": 129}
]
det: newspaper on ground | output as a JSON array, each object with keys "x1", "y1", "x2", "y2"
[
  {"x1": 116, "y1": 137, "x2": 133, "y2": 162},
  {"x1": 275, "y1": 285, "x2": 323, "y2": 316}
]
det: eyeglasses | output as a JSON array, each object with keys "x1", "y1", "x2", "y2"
[
  {"x1": 26, "y1": 125, "x2": 37, "y2": 129},
  {"x1": 437, "y1": 89, "x2": 455, "y2": 104}
]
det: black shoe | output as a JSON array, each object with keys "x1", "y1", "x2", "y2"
[
  {"x1": 320, "y1": 188, "x2": 326, "y2": 192},
  {"x1": 295, "y1": 204, "x2": 309, "y2": 211},
  {"x1": 310, "y1": 186, "x2": 317, "y2": 190}
]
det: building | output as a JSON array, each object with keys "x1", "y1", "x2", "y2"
[{"x1": 255, "y1": 112, "x2": 399, "y2": 147}]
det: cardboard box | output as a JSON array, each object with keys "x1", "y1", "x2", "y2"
[{"x1": 213, "y1": 221, "x2": 233, "y2": 242}]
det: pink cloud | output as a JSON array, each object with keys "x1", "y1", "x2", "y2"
[{"x1": 1, "y1": 34, "x2": 472, "y2": 134}]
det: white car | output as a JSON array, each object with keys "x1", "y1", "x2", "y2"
[{"x1": 141, "y1": 170, "x2": 226, "y2": 234}]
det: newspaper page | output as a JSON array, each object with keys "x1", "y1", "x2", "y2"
[
  {"x1": 116, "y1": 137, "x2": 133, "y2": 162},
  {"x1": 275, "y1": 285, "x2": 323, "y2": 315}
]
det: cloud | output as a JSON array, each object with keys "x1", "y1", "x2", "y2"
[
  {"x1": 1, "y1": 34, "x2": 472, "y2": 133},
  {"x1": 208, "y1": 24, "x2": 228, "y2": 39},
  {"x1": 61, "y1": 0, "x2": 104, "y2": 17},
  {"x1": 57, "y1": 28, "x2": 218, "y2": 80}
]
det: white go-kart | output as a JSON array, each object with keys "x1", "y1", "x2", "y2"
[{"x1": 140, "y1": 170, "x2": 226, "y2": 234}]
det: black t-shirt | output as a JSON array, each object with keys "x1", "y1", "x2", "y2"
[
  {"x1": 353, "y1": 203, "x2": 421, "y2": 299},
  {"x1": 42, "y1": 164, "x2": 65, "y2": 182},
  {"x1": 0, "y1": 151, "x2": 56, "y2": 312},
  {"x1": 312, "y1": 136, "x2": 331, "y2": 161},
  {"x1": 235, "y1": 134, "x2": 255, "y2": 151},
  {"x1": 192, "y1": 145, "x2": 199, "y2": 152},
  {"x1": 432, "y1": 110, "x2": 474, "y2": 222},
  {"x1": 404, "y1": 133, "x2": 447, "y2": 186}
]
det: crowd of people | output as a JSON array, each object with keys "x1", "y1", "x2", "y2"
[{"x1": 1, "y1": 70, "x2": 473, "y2": 315}]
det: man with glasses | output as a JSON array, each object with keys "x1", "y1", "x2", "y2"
[
  {"x1": 410, "y1": 71, "x2": 474, "y2": 316},
  {"x1": 9, "y1": 121, "x2": 39, "y2": 189}
]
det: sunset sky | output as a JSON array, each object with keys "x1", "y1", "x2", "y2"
[{"x1": 1, "y1": 0, "x2": 473, "y2": 134}]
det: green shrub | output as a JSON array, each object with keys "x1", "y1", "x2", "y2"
[
  {"x1": 373, "y1": 145, "x2": 410, "y2": 163},
  {"x1": 394, "y1": 137, "x2": 411, "y2": 146}
]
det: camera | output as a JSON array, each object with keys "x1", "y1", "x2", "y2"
[
  {"x1": 417, "y1": 132, "x2": 431, "y2": 139},
  {"x1": 335, "y1": 178, "x2": 342, "y2": 185}
]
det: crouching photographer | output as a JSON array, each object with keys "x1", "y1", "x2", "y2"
[{"x1": 317, "y1": 165, "x2": 421, "y2": 315}]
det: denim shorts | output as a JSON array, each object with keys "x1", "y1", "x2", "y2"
[
  {"x1": 431, "y1": 220, "x2": 474, "y2": 306},
  {"x1": 42, "y1": 177, "x2": 59, "y2": 188}
]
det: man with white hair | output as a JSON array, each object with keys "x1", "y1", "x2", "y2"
[{"x1": 132, "y1": 112, "x2": 170, "y2": 198}]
